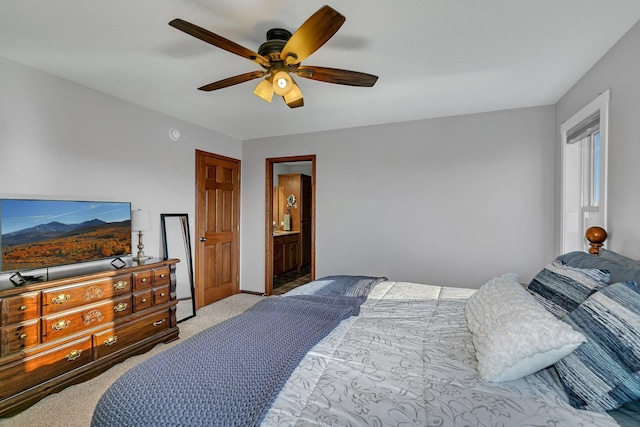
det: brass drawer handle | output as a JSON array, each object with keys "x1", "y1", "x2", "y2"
[
  {"x1": 160, "y1": 273, "x2": 166, "y2": 278},
  {"x1": 52, "y1": 320, "x2": 71, "y2": 331},
  {"x1": 113, "y1": 280, "x2": 128, "y2": 290},
  {"x1": 103, "y1": 336, "x2": 118, "y2": 346},
  {"x1": 160, "y1": 292, "x2": 166, "y2": 297},
  {"x1": 141, "y1": 278, "x2": 147, "y2": 283},
  {"x1": 141, "y1": 298, "x2": 148, "y2": 303},
  {"x1": 114, "y1": 302, "x2": 128, "y2": 312},
  {"x1": 65, "y1": 349, "x2": 82, "y2": 361},
  {"x1": 19, "y1": 333, "x2": 27, "y2": 340},
  {"x1": 152, "y1": 319, "x2": 166, "y2": 327},
  {"x1": 19, "y1": 305, "x2": 28, "y2": 311},
  {"x1": 52, "y1": 294, "x2": 71, "y2": 304}
]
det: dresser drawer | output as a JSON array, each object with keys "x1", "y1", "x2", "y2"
[
  {"x1": 41, "y1": 274, "x2": 132, "y2": 315},
  {"x1": 153, "y1": 285, "x2": 171, "y2": 306},
  {"x1": 133, "y1": 290, "x2": 153, "y2": 312},
  {"x1": 274, "y1": 244, "x2": 284, "y2": 259},
  {"x1": 133, "y1": 270, "x2": 153, "y2": 290},
  {"x1": 0, "y1": 292, "x2": 40, "y2": 326},
  {"x1": 0, "y1": 336, "x2": 92, "y2": 400},
  {"x1": 283, "y1": 234, "x2": 299, "y2": 244},
  {"x1": 42, "y1": 295, "x2": 132, "y2": 343},
  {"x1": 93, "y1": 310, "x2": 171, "y2": 359},
  {"x1": 273, "y1": 261, "x2": 284, "y2": 276},
  {"x1": 154, "y1": 267, "x2": 171, "y2": 286},
  {"x1": 1, "y1": 319, "x2": 40, "y2": 357}
]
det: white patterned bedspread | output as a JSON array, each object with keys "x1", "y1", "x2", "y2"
[{"x1": 261, "y1": 281, "x2": 620, "y2": 426}]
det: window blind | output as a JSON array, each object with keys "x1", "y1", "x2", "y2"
[{"x1": 566, "y1": 112, "x2": 600, "y2": 144}]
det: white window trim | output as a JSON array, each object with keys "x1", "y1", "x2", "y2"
[{"x1": 560, "y1": 89, "x2": 610, "y2": 254}]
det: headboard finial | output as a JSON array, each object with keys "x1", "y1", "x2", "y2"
[{"x1": 585, "y1": 226, "x2": 607, "y2": 255}]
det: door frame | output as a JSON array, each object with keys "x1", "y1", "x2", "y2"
[
  {"x1": 195, "y1": 149, "x2": 241, "y2": 309},
  {"x1": 265, "y1": 155, "x2": 316, "y2": 295}
]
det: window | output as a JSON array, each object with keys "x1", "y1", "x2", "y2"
[
  {"x1": 592, "y1": 132, "x2": 601, "y2": 206},
  {"x1": 560, "y1": 90, "x2": 609, "y2": 253}
]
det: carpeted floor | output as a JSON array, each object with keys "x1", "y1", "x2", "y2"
[{"x1": 0, "y1": 293, "x2": 265, "y2": 427}]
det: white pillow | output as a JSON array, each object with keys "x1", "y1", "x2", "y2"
[{"x1": 465, "y1": 273, "x2": 585, "y2": 382}]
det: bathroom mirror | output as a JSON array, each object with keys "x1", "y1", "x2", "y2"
[{"x1": 160, "y1": 213, "x2": 196, "y2": 323}]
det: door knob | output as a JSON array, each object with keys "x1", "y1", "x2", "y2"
[{"x1": 200, "y1": 237, "x2": 207, "y2": 242}]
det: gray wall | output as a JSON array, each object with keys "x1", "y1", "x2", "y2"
[
  {"x1": 8, "y1": 15, "x2": 638, "y2": 296},
  {"x1": 0, "y1": 56, "x2": 241, "y2": 259},
  {"x1": 555, "y1": 20, "x2": 640, "y2": 257},
  {"x1": 242, "y1": 106, "x2": 556, "y2": 292}
]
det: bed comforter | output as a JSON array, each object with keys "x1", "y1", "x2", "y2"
[
  {"x1": 263, "y1": 280, "x2": 620, "y2": 426},
  {"x1": 93, "y1": 278, "x2": 622, "y2": 426}
]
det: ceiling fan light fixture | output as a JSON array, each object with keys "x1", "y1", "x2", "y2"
[
  {"x1": 170, "y1": 6, "x2": 377, "y2": 109},
  {"x1": 272, "y1": 71, "x2": 293, "y2": 96},
  {"x1": 283, "y1": 78, "x2": 304, "y2": 108},
  {"x1": 254, "y1": 79, "x2": 274, "y2": 102}
]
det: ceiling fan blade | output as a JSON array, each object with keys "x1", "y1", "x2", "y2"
[
  {"x1": 169, "y1": 19, "x2": 270, "y2": 67},
  {"x1": 283, "y1": 77, "x2": 304, "y2": 108},
  {"x1": 295, "y1": 66, "x2": 378, "y2": 87},
  {"x1": 280, "y1": 6, "x2": 345, "y2": 65},
  {"x1": 198, "y1": 70, "x2": 267, "y2": 91}
]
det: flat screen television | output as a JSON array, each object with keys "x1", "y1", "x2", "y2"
[{"x1": 0, "y1": 199, "x2": 132, "y2": 273}]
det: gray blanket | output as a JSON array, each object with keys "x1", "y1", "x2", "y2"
[{"x1": 91, "y1": 275, "x2": 386, "y2": 427}]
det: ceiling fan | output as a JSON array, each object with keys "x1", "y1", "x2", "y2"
[{"x1": 169, "y1": 5, "x2": 378, "y2": 108}]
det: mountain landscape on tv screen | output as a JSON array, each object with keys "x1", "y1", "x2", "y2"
[{"x1": 1, "y1": 219, "x2": 131, "y2": 272}]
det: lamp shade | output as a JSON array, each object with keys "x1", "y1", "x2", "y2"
[
  {"x1": 272, "y1": 71, "x2": 293, "y2": 96},
  {"x1": 254, "y1": 78, "x2": 274, "y2": 102},
  {"x1": 131, "y1": 209, "x2": 150, "y2": 232}
]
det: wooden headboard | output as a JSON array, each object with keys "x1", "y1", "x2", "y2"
[{"x1": 585, "y1": 226, "x2": 608, "y2": 255}]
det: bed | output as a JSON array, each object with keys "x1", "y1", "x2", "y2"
[{"x1": 91, "y1": 228, "x2": 640, "y2": 426}]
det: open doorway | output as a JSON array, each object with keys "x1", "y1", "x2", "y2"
[{"x1": 265, "y1": 155, "x2": 316, "y2": 295}]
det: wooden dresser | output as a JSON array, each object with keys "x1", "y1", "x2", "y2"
[{"x1": 0, "y1": 258, "x2": 180, "y2": 416}]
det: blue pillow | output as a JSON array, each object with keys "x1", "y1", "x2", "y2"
[
  {"x1": 599, "y1": 248, "x2": 640, "y2": 270},
  {"x1": 554, "y1": 281, "x2": 640, "y2": 412},
  {"x1": 608, "y1": 399, "x2": 640, "y2": 427},
  {"x1": 557, "y1": 251, "x2": 640, "y2": 284},
  {"x1": 527, "y1": 261, "x2": 609, "y2": 318}
]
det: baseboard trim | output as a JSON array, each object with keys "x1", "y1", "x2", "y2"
[{"x1": 240, "y1": 290, "x2": 265, "y2": 296}]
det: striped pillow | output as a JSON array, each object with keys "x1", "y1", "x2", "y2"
[
  {"x1": 554, "y1": 281, "x2": 640, "y2": 412},
  {"x1": 527, "y1": 261, "x2": 609, "y2": 318}
]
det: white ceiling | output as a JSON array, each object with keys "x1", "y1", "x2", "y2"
[{"x1": 2, "y1": 1, "x2": 640, "y2": 141}]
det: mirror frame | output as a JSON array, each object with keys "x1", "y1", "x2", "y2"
[{"x1": 160, "y1": 213, "x2": 196, "y2": 323}]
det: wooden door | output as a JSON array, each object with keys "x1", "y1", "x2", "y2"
[
  {"x1": 195, "y1": 150, "x2": 240, "y2": 308},
  {"x1": 299, "y1": 175, "x2": 312, "y2": 267}
]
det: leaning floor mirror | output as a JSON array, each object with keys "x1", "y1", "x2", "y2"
[{"x1": 160, "y1": 213, "x2": 196, "y2": 322}]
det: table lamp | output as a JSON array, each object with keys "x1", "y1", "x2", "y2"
[{"x1": 131, "y1": 209, "x2": 151, "y2": 261}]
